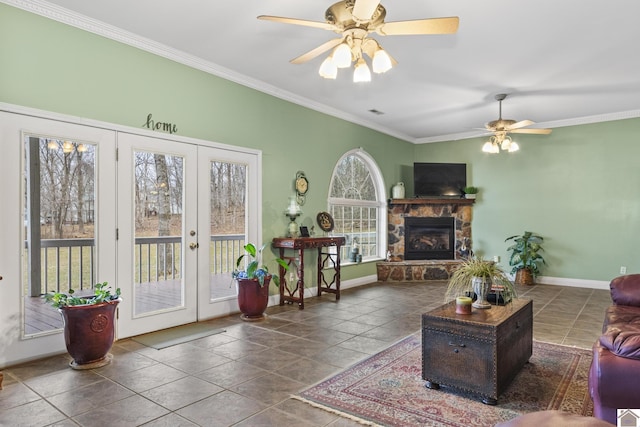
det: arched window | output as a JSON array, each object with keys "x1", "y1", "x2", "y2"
[{"x1": 328, "y1": 149, "x2": 387, "y2": 262}]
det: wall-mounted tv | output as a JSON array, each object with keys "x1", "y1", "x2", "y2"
[{"x1": 414, "y1": 162, "x2": 466, "y2": 198}]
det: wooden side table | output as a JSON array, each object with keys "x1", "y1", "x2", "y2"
[{"x1": 272, "y1": 236, "x2": 345, "y2": 309}]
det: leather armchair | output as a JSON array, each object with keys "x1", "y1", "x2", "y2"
[{"x1": 589, "y1": 274, "x2": 640, "y2": 425}]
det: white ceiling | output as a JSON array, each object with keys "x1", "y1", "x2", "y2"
[{"x1": 9, "y1": 0, "x2": 640, "y2": 143}]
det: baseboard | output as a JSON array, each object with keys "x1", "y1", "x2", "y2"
[{"x1": 535, "y1": 275, "x2": 609, "y2": 290}]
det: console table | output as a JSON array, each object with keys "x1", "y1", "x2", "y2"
[{"x1": 272, "y1": 236, "x2": 345, "y2": 309}]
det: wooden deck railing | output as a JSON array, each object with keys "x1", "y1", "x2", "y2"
[{"x1": 30, "y1": 234, "x2": 245, "y2": 294}]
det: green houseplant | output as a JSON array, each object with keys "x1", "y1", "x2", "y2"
[
  {"x1": 44, "y1": 281, "x2": 122, "y2": 369},
  {"x1": 232, "y1": 243, "x2": 289, "y2": 320},
  {"x1": 463, "y1": 186, "x2": 479, "y2": 199},
  {"x1": 445, "y1": 257, "x2": 516, "y2": 309},
  {"x1": 505, "y1": 231, "x2": 546, "y2": 285}
]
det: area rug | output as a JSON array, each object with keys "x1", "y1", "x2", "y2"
[
  {"x1": 132, "y1": 323, "x2": 226, "y2": 349},
  {"x1": 294, "y1": 334, "x2": 593, "y2": 427}
]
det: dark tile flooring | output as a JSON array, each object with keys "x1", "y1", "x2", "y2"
[{"x1": 0, "y1": 281, "x2": 611, "y2": 426}]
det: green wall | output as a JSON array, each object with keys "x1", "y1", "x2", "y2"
[
  {"x1": 414, "y1": 119, "x2": 640, "y2": 281},
  {"x1": 0, "y1": 4, "x2": 414, "y2": 282}
]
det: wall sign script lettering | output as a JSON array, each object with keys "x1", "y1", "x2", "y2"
[{"x1": 142, "y1": 113, "x2": 178, "y2": 134}]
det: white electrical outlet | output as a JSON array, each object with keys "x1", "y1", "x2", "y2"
[
  {"x1": 620, "y1": 266, "x2": 627, "y2": 275},
  {"x1": 493, "y1": 256, "x2": 500, "y2": 263}
]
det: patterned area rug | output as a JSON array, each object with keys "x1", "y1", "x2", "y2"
[{"x1": 294, "y1": 334, "x2": 593, "y2": 427}]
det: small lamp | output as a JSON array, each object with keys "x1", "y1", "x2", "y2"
[{"x1": 284, "y1": 197, "x2": 302, "y2": 237}]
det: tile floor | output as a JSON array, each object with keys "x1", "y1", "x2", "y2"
[{"x1": 0, "y1": 281, "x2": 612, "y2": 426}]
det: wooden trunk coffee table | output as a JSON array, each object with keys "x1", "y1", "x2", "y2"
[{"x1": 421, "y1": 298, "x2": 532, "y2": 405}]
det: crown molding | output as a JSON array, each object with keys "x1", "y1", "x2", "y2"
[
  {"x1": 2, "y1": 0, "x2": 414, "y2": 143},
  {"x1": 415, "y1": 109, "x2": 640, "y2": 144}
]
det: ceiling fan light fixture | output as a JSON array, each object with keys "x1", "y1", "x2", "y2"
[
  {"x1": 500, "y1": 135, "x2": 512, "y2": 151},
  {"x1": 353, "y1": 58, "x2": 371, "y2": 82},
  {"x1": 333, "y1": 43, "x2": 352, "y2": 68},
  {"x1": 372, "y1": 48, "x2": 392, "y2": 73},
  {"x1": 508, "y1": 141, "x2": 520, "y2": 152},
  {"x1": 319, "y1": 56, "x2": 337, "y2": 79},
  {"x1": 482, "y1": 141, "x2": 496, "y2": 153}
]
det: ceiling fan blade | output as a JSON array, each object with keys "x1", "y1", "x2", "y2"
[
  {"x1": 506, "y1": 119, "x2": 534, "y2": 130},
  {"x1": 290, "y1": 38, "x2": 343, "y2": 64},
  {"x1": 352, "y1": 0, "x2": 381, "y2": 21},
  {"x1": 377, "y1": 17, "x2": 459, "y2": 36},
  {"x1": 510, "y1": 128, "x2": 553, "y2": 135},
  {"x1": 257, "y1": 15, "x2": 337, "y2": 31}
]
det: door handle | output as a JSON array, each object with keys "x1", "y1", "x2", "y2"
[{"x1": 189, "y1": 242, "x2": 199, "y2": 250}]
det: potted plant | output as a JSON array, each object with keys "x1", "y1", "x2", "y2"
[
  {"x1": 232, "y1": 243, "x2": 289, "y2": 321},
  {"x1": 44, "y1": 281, "x2": 121, "y2": 369},
  {"x1": 463, "y1": 186, "x2": 479, "y2": 199},
  {"x1": 505, "y1": 231, "x2": 546, "y2": 285},
  {"x1": 445, "y1": 257, "x2": 516, "y2": 309}
]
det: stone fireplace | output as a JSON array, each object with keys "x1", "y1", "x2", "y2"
[{"x1": 377, "y1": 198, "x2": 474, "y2": 281}]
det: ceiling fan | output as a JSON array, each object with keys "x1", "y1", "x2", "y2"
[
  {"x1": 481, "y1": 94, "x2": 552, "y2": 153},
  {"x1": 258, "y1": 0, "x2": 459, "y2": 81}
]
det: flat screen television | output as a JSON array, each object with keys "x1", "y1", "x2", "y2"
[{"x1": 413, "y1": 162, "x2": 466, "y2": 198}]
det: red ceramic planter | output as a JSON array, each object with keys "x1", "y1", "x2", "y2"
[
  {"x1": 237, "y1": 277, "x2": 271, "y2": 320},
  {"x1": 59, "y1": 298, "x2": 121, "y2": 369}
]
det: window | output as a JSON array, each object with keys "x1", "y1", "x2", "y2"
[{"x1": 328, "y1": 149, "x2": 387, "y2": 262}]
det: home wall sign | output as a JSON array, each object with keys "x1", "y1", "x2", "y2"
[{"x1": 142, "y1": 113, "x2": 178, "y2": 134}]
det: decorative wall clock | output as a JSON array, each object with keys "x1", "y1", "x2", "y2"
[{"x1": 295, "y1": 171, "x2": 309, "y2": 205}]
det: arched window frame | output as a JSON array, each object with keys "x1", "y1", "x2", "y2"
[{"x1": 327, "y1": 148, "x2": 387, "y2": 263}]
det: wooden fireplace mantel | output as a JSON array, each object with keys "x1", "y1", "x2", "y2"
[{"x1": 388, "y1": 198, "x2": 475, "y2": 206}]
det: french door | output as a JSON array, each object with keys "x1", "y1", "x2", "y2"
[
  {"x1": 1, "y1": 109, "x2": 261, "y2": 365},
  {"x1": 116, "y1": 133, "x2": 259, "y2": 338},
  {"x1": 0, "y1": 111, "x2": 116, "y2": 365}
]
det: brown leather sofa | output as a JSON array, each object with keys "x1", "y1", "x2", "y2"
[{"x1": 589, "y1": 274, "x2": 640, "y2": 425}]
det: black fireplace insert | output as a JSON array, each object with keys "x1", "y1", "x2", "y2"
[{"x1": 404, "y1": 217, "x2": 455, "y2": 260}]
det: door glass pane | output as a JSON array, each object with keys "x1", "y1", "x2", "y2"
[
  {"x1": 134, "y1": 151, "x2": 185, "y2": 315},
  {"x1": 22, "y1": 136, "x2": 96, "y2": 336},
  {"x1": 209, "y1": 161, "x2": 246, "y2": 301}
]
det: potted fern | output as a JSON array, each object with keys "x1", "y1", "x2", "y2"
[
  {"x1": 232, "y1": 243, "x2": 289, "y2": 321},
  {"x1": 445, "y1": 257, "x2": 516, "y2": 309},
  {"x1": 505, "y1": 231, "x2": 546, "y2": 285},
  {"x1": 44, "y1": 281, "x2": 121, "y2": 369}
]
